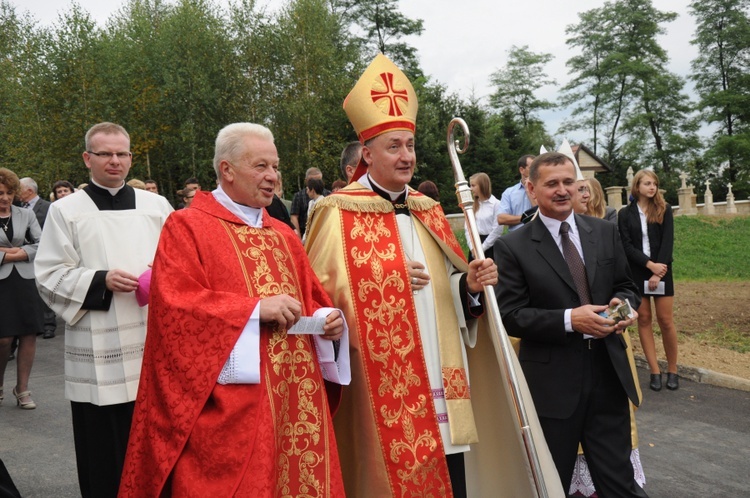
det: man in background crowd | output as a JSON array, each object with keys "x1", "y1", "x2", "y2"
[
  {"x1": 339, "y1": 140, "x2": 362, "y2": 183},
  {"x1": 144, "y1": 179, "x2": 159, "y2": 194},
  {"x1": 290, "y1": 167, "x2": 328, "y2": 238},
  {"x1": 497, "y1": 154, "x2": 535, "y2": 232},
  {"x1": 19, "y1": 177, "x2": 55, "y2": 338}
]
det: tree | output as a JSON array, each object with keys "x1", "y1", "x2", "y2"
[
  {"x1": 561, "y1": 0, "x2": 696, "y2": 185},
  {"x1": 488, "y1": 45, "x2": 556, "y2": 129},
  {"x1": 334, "y1": 0, "x2": 424, "y2": 76},
  {"x1": 690, "y1": 0, "x2": 750, "y2": 193}
]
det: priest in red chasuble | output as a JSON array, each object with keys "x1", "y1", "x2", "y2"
[
  {"x1": 119, "y1": 123, "x2": 349, "y2": 497},
  {"x1": 305, "y1": 54, "x2": 564, "y2": 497}
]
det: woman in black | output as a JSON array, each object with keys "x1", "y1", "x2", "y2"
[{"x1": 619, "y1": 170, "x2": 678, "y2": 391}]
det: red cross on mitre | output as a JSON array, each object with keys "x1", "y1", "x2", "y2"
[{"x1": 371, "y1": 72, "x2": 409, "y2": 117}]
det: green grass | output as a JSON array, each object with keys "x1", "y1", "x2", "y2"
[
  {"x1": 673, "y1": 215, "x2": 750, "y2": 281},
  {"x1": 693, "y1": 324, "x2": 750, "y2": 353}
]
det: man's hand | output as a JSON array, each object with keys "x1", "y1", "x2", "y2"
[
  {"x1": 608, "y1": 297, "x2": 638, "y2": 331},
  {"x1": 259, "y1": 294, "x2": 302, "y2": 330},
  {"x1": 571, "y1": 299, "x2": 638, "y2": 338},
  {"x1": 467, "y1": 258, "x2": 498, "y2": 293},
  {"x1": 407, "y1": 260, "x2": 430, "y2": 292},
  {"x1": 105, "y1": 269, "x2": 139, "y2": 293},
  {"x1": 322, "y1": 310, "x2": 344, "y2": 341}
]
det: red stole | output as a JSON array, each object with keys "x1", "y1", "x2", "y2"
[{"x1": 337, "y1": 190, "x2": 466, "y2": 497}]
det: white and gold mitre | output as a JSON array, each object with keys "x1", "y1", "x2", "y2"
[{"x1": 343, "y1": 53, "x2": 418, "y2": 143}]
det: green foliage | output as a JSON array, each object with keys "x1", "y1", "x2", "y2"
[
  {"x1": 334, "y1": 0, "x2": 424, "y2": 75},
  {"x1": 690, "y1": 0, "x2": 750, "y2": 194},
  {"x1": 673, "y1": 215, "x2": 750, "y2": 281},
  {"x1": 489, "y1": 45, "x2": 556, "y2": 129},
  {"x1": 562, "y1": 0, "x2": 698, "y2": 190}
]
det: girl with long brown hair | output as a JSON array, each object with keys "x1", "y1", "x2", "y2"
[
  {"x1": 618, "y1": 170, "x2": 678, "y2": 391},
  {"x1": 465, "y1": 172, "x2": 503, "y2": 261}
]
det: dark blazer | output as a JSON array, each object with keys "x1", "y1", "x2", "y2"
[
  {"x1": 32, "y1": 197, "x2": 51, "y2": 229},
  {"x1": 618, "y1": 201, "x2": 674, "y2": 270},
  {"x1": 494, "y1": 214, "x2": 641, "y2": 419}
]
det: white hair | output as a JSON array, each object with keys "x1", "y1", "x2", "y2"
[
  {"x1": 20, "y1": 177, "x2": 38, "y2": 193},
  {"x1": 213, "y1": 123, "x2": 274, "y2": 176}
]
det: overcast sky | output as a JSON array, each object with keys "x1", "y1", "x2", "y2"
[{"x1": 12, "y1": 0, "x2": 700, "y2": 142}]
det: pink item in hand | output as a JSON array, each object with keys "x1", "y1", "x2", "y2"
[{"x1": 135, "y1": 268, "x2": 152, "y2": 307}]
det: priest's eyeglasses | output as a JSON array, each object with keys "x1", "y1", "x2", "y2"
[{"x1": 87, "y1": 151, "x2": 132, "y2": 159}]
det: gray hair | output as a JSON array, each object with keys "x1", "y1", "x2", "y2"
[
  {"x1": 213, "y1": 123, "x2": 274, "y2": 176},
  {"x1": 85, "y1": 122, "x2": 129, "y2": 150},
  {"x1": 340, "y1": 141, "x2": 362, "y2": 178},
  {"x1": 20, "y1": 177, "x2": 38, "y2": 193},
  {"x1": 305, "y1": 167, "x2": 322, "y2": 179}
]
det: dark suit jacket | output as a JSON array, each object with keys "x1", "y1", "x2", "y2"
[
  {"x1": 494, "y1": 214, "x2": 641, "y2": 420},
  {"x1": 618, "y1": 201, "x2": 674, "y2": 270},
  {"x1": 32, "y1": 197, "x2": 51, "y2": 229}
]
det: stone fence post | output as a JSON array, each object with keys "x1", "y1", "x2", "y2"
[{"x1": 606, "y1": 186, "x2": 625, "y2": 210}]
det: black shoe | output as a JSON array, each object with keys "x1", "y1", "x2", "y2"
[
  {"x1": 666, "y1": 372, "x2": 679, "y2": 390},
  {"x1": 650, "y1": 373, "x2": 662, "y2": 391},
  {"x1": 43, "y1": 330, "x2": 55, "y2": 339}
]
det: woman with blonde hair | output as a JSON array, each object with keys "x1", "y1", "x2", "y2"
[
  {"x1": 465, "y1": 172, "x2": 503, "y2": 261},
  {"x1": 585, "y1": 177, "x2": 617, "y2": 222},
  {"x1": 618, "y1": 169, "x2": 678, "y2": 391}
]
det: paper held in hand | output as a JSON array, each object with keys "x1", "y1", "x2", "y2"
[
  {"x1": 287, "y1": 316, "x2": 326, "y2": 335},
  {"x1": 644, "y1": 280, "x2": 666, "y2": 296},
  {"x1": 606, "y1": 299, "x2": 636, "y2": 324}
]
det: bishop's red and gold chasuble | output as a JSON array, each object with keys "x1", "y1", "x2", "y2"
[
  {"x1": 119, "y1": 193, "x2": 344, "y2": 497},
  {"x1": 305, "y1": 187, "x2": 478, "y2": 497}
]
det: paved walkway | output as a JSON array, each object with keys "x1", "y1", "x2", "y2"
[{"x1": 2, "y1": 327, "x2": 750, "y2": 497}]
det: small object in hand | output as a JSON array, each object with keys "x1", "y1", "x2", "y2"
[{"x1": 606, "y1": 299, "x2": 635, "y2": 324}]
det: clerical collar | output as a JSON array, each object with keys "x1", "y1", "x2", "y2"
[
  {"x1": 361, "y1": 175, "x2": 409, "y2": 214},
  {"x1": 84, "y1": 181, "x2": 135, "y2": 211},
  {"x1": 212, "y1": 185, "x2": 263, "y2": 228},
  {"x1": 363, "y1": 174, "x2": 408, "y2": 202},
  {"x1": 91, "y1": 178, "x2": 125, "y2": 196}
]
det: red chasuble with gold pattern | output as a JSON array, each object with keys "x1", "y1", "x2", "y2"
[{"x1": 119, "y1": 192, "x2": 344, "y2": 497}]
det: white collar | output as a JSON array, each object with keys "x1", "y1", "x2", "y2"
[
  {"x1": 362, "y1": 174, "x2": 408, "y2": 201},
  {"x1": 91, "y1": 178, "x2": 125, "y2": 196},
  {"x1": 212, "y1": 185, "x2": 263, "y2": 228},
  {"x1": 539, "y1": 210, "x2": 577, "y2": 237}
]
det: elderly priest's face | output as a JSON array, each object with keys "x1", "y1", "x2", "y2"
[{"x1": 221, "y1": 136, "x2": 280, "y2": 209}]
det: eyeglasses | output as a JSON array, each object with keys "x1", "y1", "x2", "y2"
[
  {"x1": 577, "y1": 186, "x2": 590, "y2": 194},
  {"x1": 87, "y1": 151, "x2": 132, "y2": 159}
]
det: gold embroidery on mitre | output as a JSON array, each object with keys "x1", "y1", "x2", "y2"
[{"x1": 343, "y1": 53, "x2": 418, "y2": 143}]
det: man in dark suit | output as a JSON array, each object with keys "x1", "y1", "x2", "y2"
[
  {"x1": 19, "y1": 177, "x2": 56, "y2": 339},
  {"x1": 494, "y1": 152, "x2": 648, "y2": 497}
]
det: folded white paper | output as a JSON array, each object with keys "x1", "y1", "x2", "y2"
[
  {"x1": 644, "y1": 280, "x2": 666, "y2": 295},
  {"x1": 288, "y1": 316, "x2": 326, "y2": 335}
]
